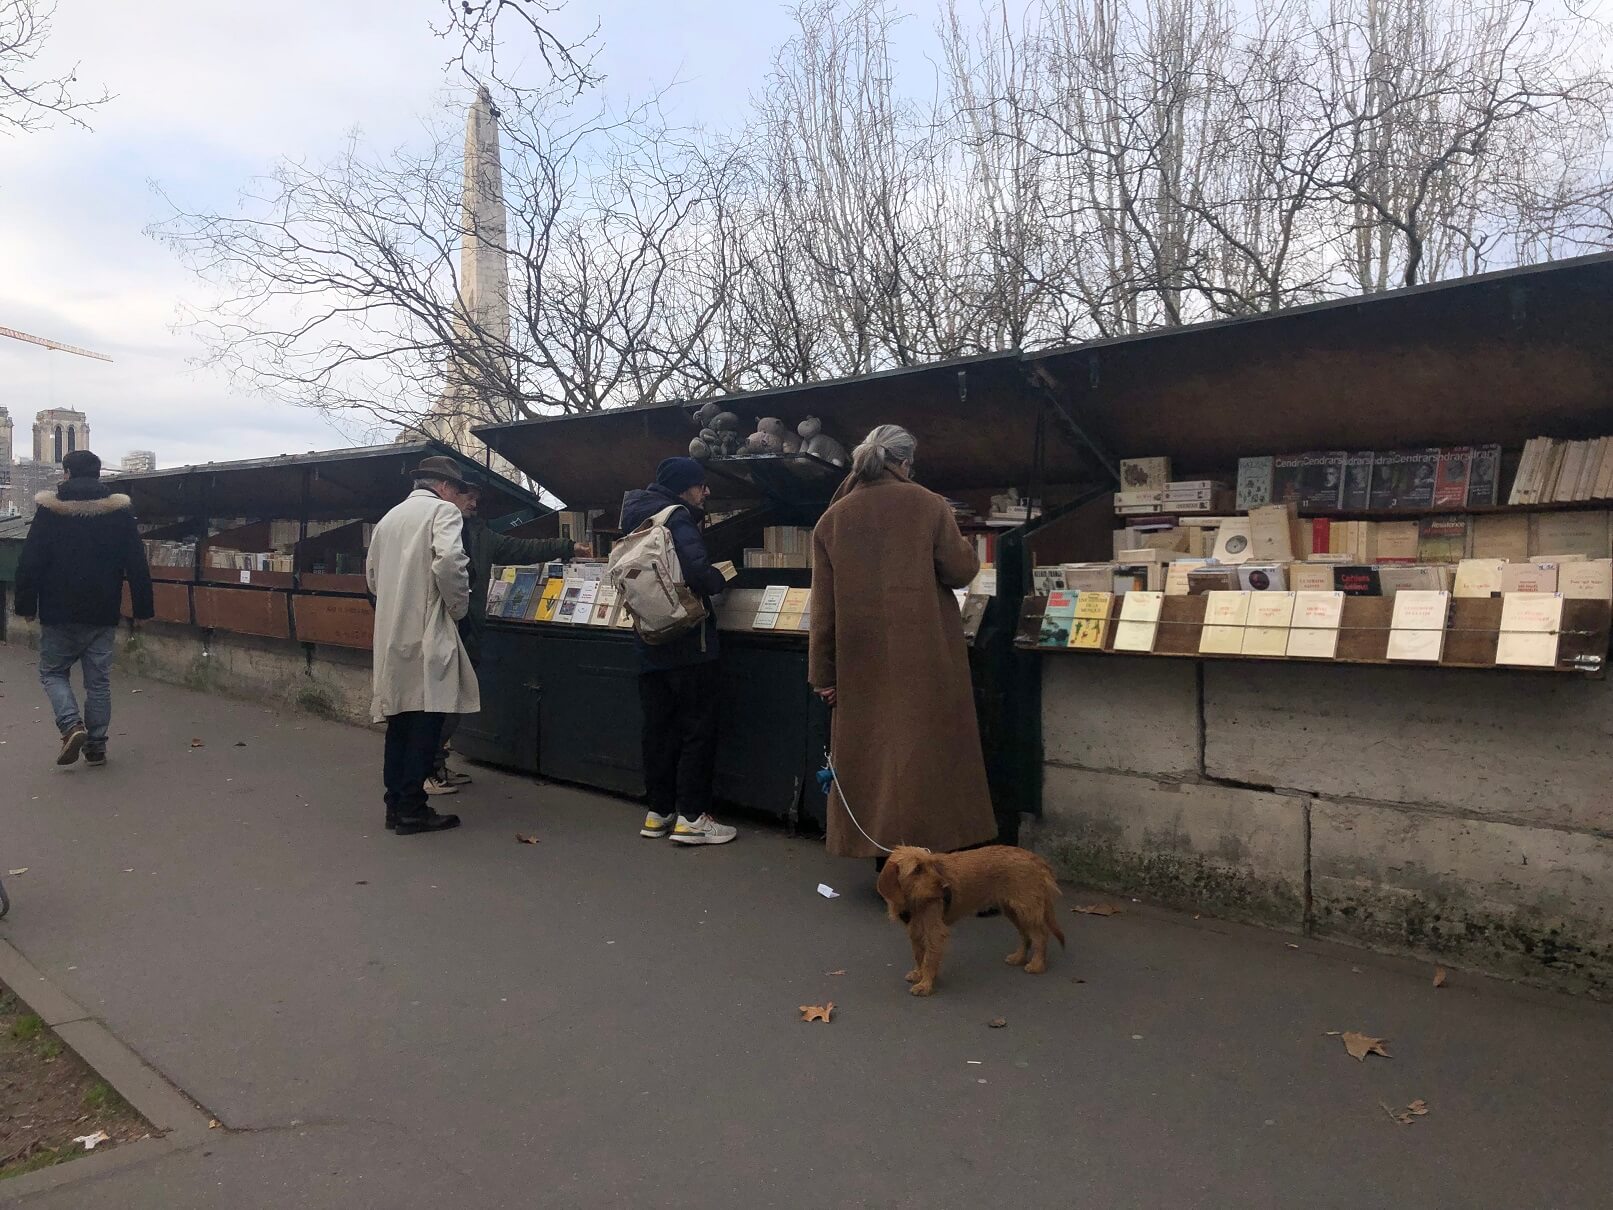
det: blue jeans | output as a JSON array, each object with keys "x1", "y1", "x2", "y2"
[{"x1": 38, "y1": 624, "x2": 118, "y2": 748}]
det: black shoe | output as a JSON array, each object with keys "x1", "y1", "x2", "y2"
[
  {"x1": 84, "y1": 749, "x2": 106, "y2": 768},
  {"x1": 385, "y1": 814, "x2": 399, "y2": 830},
  {"x1": 394, "y1": 809, "x2": 460, "y2": 835},
  {"x1": 57, "y1": 725, "x2": 87, "y2": 766}
]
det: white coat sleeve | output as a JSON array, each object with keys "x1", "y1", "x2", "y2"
[{"x1": 431, "y1": 503, "x2": 472, "y2": 621}]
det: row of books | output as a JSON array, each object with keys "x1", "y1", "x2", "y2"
[
  {"x1": 1032, "y1": 588, "x2": 1567, "y2": 667},
  {"x1": 143, "y1": 539, "x2": 195, "y2": 569},
  {"x1": 206, "y1": 548, "x2": 295, "y2": 572},
  {"x1": 742, "y1": 525, "x2": 814, "y2": 570},
  {"x1": 1234, "y1": 447, "x2": 1503, "y2": 512},
  {"x1": 1507, "y1": 437, "x2": 1613, "y2": 505},
  {"x1": 1117, "y1": 507, "x2": 1613, "y2": 566},
  {"x1": 1036, "y1": 556, "x2": 1613, "y2": 601}
]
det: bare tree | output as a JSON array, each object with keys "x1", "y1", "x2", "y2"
[
  {"x1": 433, "y1": 0, "x2": 600, "y2": 96},
  {"x1": 153, "y1": 85, "x2": 743, "y2": 434},
  {"x1": 159, "y1": 0, "x2": 1613, "y2": 437},
  {"x1": 0, "y1": 0, "x2": 109, "y2": 134}
]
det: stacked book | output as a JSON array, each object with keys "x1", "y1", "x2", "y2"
[
  {"x1": 744, "y1": 526, "x2": 813, "y2": 570},
  {"x1": 1162, "y1": 480, "x2": 1233, "y2": 514},
  {"x1": 143, "y1": 539, "x2": 195, "y2": 568},
  {"x1": 1508, "y1": 436, "x2": 1613, "y2": 505}
]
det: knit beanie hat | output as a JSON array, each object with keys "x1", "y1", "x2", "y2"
[{"x1": 655, "y1": 457, "x2": 707, "y2": 495}]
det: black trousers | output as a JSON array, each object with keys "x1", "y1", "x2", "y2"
[
  {"x1": 385, "y1": 711, "x2": 447, "y2": 821},
  {"x1": 434, "y1": 649, "x2": 479, "y2": 774},
  {"x1": 435, "y1": 712, "x2": 462, "y2": 772},
  {"x1": 638, "y1": 662, "x2": 720, "y2": 821}
]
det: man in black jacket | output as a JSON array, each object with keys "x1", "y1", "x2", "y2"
[
  {"x1": 14, "y1": 450, "x2": 154, "y2": 767},
  {"x1": 427, "y1": 471, "x2": 589, "y2": 793},
  {"x1": 618, "y1": 457, "x2": 736, "y2": 845}
]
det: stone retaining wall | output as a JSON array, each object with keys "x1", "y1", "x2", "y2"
[
  {"x1": 7, "y1": 620, "x2": 373, "y2": 727},
  {"x1": 1029, "y1": 656, "x2": 1613, "y2": 997}
]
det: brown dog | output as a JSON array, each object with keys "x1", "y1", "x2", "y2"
[{"x1": 876, "y1": 845, "x2": 1066, "y2": 996}]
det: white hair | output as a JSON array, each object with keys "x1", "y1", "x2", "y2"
[{"x1": 849, "y1": 424, "x2": 917, "y2": 484}]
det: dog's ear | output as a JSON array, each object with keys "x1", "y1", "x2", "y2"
[{"x1": 905, "y1": 853, "x2": 952, "y2": 909}]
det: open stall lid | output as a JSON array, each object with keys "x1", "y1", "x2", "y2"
[
  {"x1": 1029, "y1": 251, "x2": 1613, "y2": 469},
  {"x1": 108, "y1": 441, "x2": 546, "y2": 524},
  {"x1": 474, "y1": 352, "x2": 1105, "y2": 511}
]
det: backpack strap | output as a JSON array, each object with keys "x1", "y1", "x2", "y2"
[
  {"x1": 628, "y1": 503, "x2": 688, "y2": 535},
  {"x1": 648, "y1": 504, "x2": 686, "y2": 527}
]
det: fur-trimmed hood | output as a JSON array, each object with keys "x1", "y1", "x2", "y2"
[{"x1": 34, "y1": 489, "x2": 133, "y2": 517}]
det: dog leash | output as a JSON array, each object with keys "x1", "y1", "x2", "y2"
[{"x1": 818, "y1": 703, "x2": 895, "y2": 855}]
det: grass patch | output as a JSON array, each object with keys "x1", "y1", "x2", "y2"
[{"x1": 0, "y1": 980, "x2": 152, "y2": 1180}]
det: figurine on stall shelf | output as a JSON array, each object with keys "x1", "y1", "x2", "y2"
[
  {"x1": 798, "y1": 417, "x2": 849, "y2": 467},
  {"x1": 687, "y1": 403, "x2": 745, "y2": 460}
]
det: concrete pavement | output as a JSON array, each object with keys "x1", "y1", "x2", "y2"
[{"x1": 0, "y1": 641, "x2": 1609, "y2": 1208}]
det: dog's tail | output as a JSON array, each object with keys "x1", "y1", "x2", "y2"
[{"x1": 1046, "y1": 902, "x2": 1067, "y2": 949}]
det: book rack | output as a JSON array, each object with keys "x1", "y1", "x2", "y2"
[{"x1": 1016, "y1": 594, "x2": 1611, "y2": 674}]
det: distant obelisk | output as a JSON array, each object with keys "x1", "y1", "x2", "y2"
[{"x1": 417, "y1": 84, "x2": 517, "y2": 477}]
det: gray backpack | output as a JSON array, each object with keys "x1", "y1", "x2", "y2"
[{"x1": 607, "y1": 505, "x2": 708, "y2": 645}]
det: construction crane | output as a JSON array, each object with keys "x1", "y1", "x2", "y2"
[{"x1": 0, "y1": 325, "x2": 112, "y2": 363}]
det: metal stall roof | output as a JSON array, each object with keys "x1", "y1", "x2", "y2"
[
  {"x1": 107, "y1": 441, "x2": 547, "y2": 524},
  {"x1": 474, "y1": 353, "x2": 1102, "y2": 510},
  {"x1": 1028, "y1": 252, "x2": 1613, "y2": 468}
]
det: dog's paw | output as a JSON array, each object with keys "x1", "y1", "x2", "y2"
[
  {"x1": 1005, "y1": 950, "x2": 1027, "y2": 966},
  {"x1": 908, "y1": 982, "x2": 935, "y2": 997},
  {"x1": 1024, "y1": 959, "x2": 1047, "y2": 974},
  {"x1": 904, "y1": 968, "x2": 922, "y2": 983}
]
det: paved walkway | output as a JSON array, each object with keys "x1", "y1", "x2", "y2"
[{"x1": 0, "y1": 642, "x2": 1609, "y2": 1208}]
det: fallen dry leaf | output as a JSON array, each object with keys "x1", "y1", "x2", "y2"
[
  {"x1": 208, "y1": 1119, "x2": 221, "y2": 1130},
  {"x1": 1342, "y1": 1031, "x2": 1390, "y2": 1061},
  {"x1": 799, "y1": 1002, "x2": 835, "y2": 1023},
  {"x1": 825, "y1": 970, "x2": 846, "y2": 976},
  {"x1": 1382, "y1": 1098, "x2": 1430, "y2": 1126},
  {"x1": 189, "y1": 738, "x2": 204, "y2": 748},
  {"x1": 988, "y1": 1017, "x2": 1008, "y2": 1029},
  {"x1": 1072, "y1": 903, "x2": 1120, "y2": 917},
  {"x1": 7, "y1": 868, "x2": 26, "y2": 877},
  {"x1": 515, "y1": 833, "x2": 540, "y2": 845},
  {"x1": 1433, "y1": 968, "x2": 1448, "y2": 988}
]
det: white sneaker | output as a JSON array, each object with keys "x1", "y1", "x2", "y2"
[
  {"x1": 424, "y1": 776, "x2": 459, "y2": 796},
  {"x1": 640, "y1": 811, "x2": 675, "y2": 839},
  {"x1": 669, "y1": 814, "x2": 737, "y2": 846}
]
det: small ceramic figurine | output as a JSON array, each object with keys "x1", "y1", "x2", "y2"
[{"x1": 803, "y1": 433, "x2": 848, "y2": 466}]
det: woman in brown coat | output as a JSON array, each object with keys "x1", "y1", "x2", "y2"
[{"x1": 809, "y1": 424, "x2": 998, "y2": 862}]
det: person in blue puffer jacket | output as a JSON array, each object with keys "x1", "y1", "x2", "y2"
[{"x1": 618, "y1": 457, "x2": 737, "y2": 846}]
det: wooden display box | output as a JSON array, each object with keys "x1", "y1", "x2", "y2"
[
  {"x1": 121, "y1": 582, "x2": 191, "y2": 624},
  {"x1": 199, "y1": 567, "x2": 295, "y2": 589},
  {"x1": 292, "y1": 595, "x2": 373, "y2": 649},
  {"x1": 149, "y1": 564, "x2": 195, "y2": 582},
  {"x1": 299, "y1": 572, "x2": 369, "y2": 594},
  {"x1": 193, "y1": 586, "x2": 291, "y2": 639}
]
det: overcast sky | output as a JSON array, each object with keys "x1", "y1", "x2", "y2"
[{"x1": 0, "y1": 0, "x2": 946, "y2": 469}]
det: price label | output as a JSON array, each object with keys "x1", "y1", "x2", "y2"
[{"x1": 239, "y1": 570, "x2": 251, "y2": 584}]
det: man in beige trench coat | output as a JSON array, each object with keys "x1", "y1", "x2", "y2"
[{"x1": 368, "y1": 456, "x2": 482, "y2": 835}]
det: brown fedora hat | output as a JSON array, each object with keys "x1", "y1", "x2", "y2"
[{"x1": 414, "y1": 455, "x2": 472, "y2": 488}]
